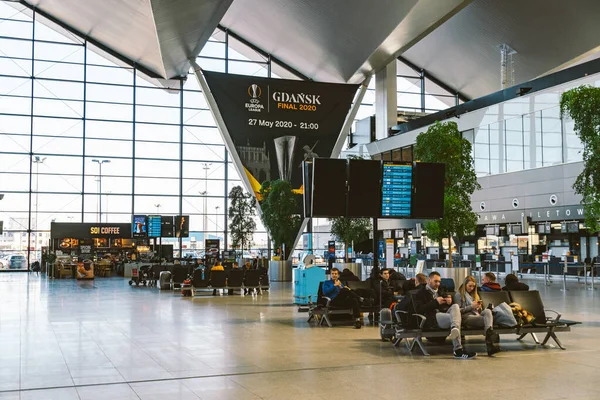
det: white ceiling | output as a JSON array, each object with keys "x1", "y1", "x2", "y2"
[{"x1": 15, "y1": 0, "x2": 600, "y2": 100}]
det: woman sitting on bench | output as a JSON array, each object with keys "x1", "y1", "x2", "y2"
[{"x1": 454, "y1": 275, "x2": 501, "y2": 356}]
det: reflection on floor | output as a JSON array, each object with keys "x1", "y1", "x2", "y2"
[{"x1": 0, "y1": 273, "x2": 599, "y2": 399}]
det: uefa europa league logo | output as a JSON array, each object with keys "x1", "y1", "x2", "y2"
[{"x1": 248, "y1": 84, "x2": 261, "y2": 99}]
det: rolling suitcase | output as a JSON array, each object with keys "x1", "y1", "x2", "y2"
[{"x1": 159, "y1": 271, "x2": 172, "y2": 290}]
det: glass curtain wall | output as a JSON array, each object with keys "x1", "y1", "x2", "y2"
[
  {"x1": 0, "y1": 2, "x2": 301, "y2": 267},
  {"x1": 468, "y1": 104, "x2": 583, "y2": 176}
]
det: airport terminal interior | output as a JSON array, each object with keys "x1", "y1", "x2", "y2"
[{"x1": 2, "y1": 0, "x2": 600, "y2": 399}]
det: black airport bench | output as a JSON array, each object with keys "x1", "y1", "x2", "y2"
[
  {"x1": 379, "y1": 290, "x2": 580, "y2": 356},
  {"x1": 307, "y1": 281, "x2": 381, "y2": 327}
]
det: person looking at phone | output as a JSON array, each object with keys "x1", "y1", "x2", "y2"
[
  {"x1": 454, "y1": 276, "x2": 500, "y2": 356},
  {"x1": 413, "y1": 271, "x2": 477, "y2": 359},
  {"x1": 322, "y1": 267, "x2": 364, "y2": 329}
]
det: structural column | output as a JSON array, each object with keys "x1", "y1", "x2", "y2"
[{"x1": 375, "y1": 61, "x2": 397, "y2": 140}]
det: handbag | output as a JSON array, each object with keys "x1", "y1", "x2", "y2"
[{"x1": 493, "y1": 302, "x2": 518, "y2": 327}]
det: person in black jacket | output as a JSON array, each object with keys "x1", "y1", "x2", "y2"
[
  {"x1": 340, "y1": 268, "x2": 360, "y2": 282},
  {"x1": 412, "y1": 271, "x2": 477, "y2": 359},
  {"x1": 375, "y1": 269, "x2": 397, "y2": 308},
  {"x1": 502, "y1": 274, "x2": 529, "y2": 291}
]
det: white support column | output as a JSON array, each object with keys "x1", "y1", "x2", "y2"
[{"x1": 375, "y1": 61, "x2": 397, "y2": 140}]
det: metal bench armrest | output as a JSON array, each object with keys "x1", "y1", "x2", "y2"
[
  {"x1": 323, "y1": 296, "x2": 332, "y2": 307},
  {"x1": 413, "y1": 313, "x2": 427, "y2": 329},
  {"x1": 545, "y1": 309, "x2": 562, "y2": 322},
  {"x1": 394, "y1": 310, "x2": 407, "y2": 324}
]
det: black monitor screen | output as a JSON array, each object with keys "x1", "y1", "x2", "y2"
[
  {"x1": 302, "y1": 161, "x2": 313, "y2": 218},
  {"x1": 347, "y1": 159, "x2": 381, "y2": 217},
  {"x1": 381, "y1": 163, "x2": 412, "y2": 217},
  {"x1": 161, "y1": 216, "x2": 174, "y2": 237},
  {"x1": 311, "y1": 158, "x2": 347, "y2": 217},
  {"x1": 411, "y1": 162, "x2": 445, "y2": 219},
  {"x1": 567, "y1": 222, "x2": 579, "y2": 233}
]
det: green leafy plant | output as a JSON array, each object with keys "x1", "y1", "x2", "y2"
[
  {"x1": 560, "y1": 85, "x2": 600, "y2": 233},
  {"x1": 258, "y1": 180, "x2": 302, "y2": 260},
  {"x1": 414, "y1": 121, "x2": 480, "y2": 267},
  {"x1": 329, "y1": 217, "x2": 372, "y2": 262},
  {"x1": 228, "y1": 185, "x2": 257, "y2": 256}
]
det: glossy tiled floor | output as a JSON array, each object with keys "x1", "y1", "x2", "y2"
[{"x1": 0, "y1": 272, "x2": 599, "y2": 399}]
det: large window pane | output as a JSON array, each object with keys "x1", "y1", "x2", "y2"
[
  {"x1": 489, "y1": 122, "x2": 501, "y2": 174},
  {"x1": 34, "y1": 41, "x2": 84, "y2": 63},
  {"x1": 474, "y1": 126, "x2": 489, "y2": 175},
  {"x1": 505, "y1": 116, "x2": 523, "y2": 172},
  {"x1": 523, "y1": 111, "x2": 543, "y2": 169},
  {"x1": 135, "y1": 177, "x2": 179, "y2": 195},
  {"x1": 0, "y1": 76, "x2": 31, "y2": 97},
  {"x1": 134, "y1": 195, "x2": 179, "y2": 215},
  {"x1": 0, "y1": 133, "x2": 30, "y2": 153},
  {"x1": 136, "y1": 140, "x2": 179, "y2": 160},
  {"x1": 87, "y1": 120, "x2": 132, "y2": 140},
  {"x1": 135, "y1": 159, "x2": 179, "y2": 178},
  {"x1": 33, "y1": 116, "x2": 83, "y2": 137},
  {"x1": 542, "y1": 107, "x2": 562, "y2": 166},
  {"x1": 85, "y1": 138, "x2": 132, "y2": 158}
]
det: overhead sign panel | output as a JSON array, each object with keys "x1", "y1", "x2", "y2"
[{"x1": 203, "y1": 71, "x2": 358, "y2": 196}]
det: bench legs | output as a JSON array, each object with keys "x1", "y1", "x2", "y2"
[
  {"x1": 517, "y1": 332, "x2": 540, "y2": 344},
  {"x1": 319, "y1": 313, "x2": 332, "y2": 327},
  {"x1": 408, "y1": 334, "x2": 430, "y2": 356},
  {"x1": 541, "y1": 328, "x2": 566, "y2": 350}
]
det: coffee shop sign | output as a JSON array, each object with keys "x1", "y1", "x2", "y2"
[
  {"x1": 90, "y1": 226, "x2": 121, "y2": 235},
  {"x1": 477, "y1": 206, "x2": 585, "y2": 223}
]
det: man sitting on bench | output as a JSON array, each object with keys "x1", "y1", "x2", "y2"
[
  {"x1": 376, "y1": 268, "x2": 397, "y2": 308},
  {"x1": 323, "y1": 267, "x2": 364, "y2": 329},
  {"x1": 481, "y1": 272, "x2": 501, "y2": 292},
  {"x1": 413, "y1": 271, "x2": 477, "y2": 359}
]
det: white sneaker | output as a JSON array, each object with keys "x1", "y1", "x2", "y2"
[{"x1": 449, "y1": 326, "x2": 460, "y2": 340}]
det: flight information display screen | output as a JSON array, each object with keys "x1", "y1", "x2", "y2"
[
  {"x1": 148, "y1": 215, "x2": 162, "y2": 238},
  {"x1": 381, "y1": 163, "x2": 412, "y2": 217}
]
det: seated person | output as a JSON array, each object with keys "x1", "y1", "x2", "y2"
[
  {"x1": 454, "y1": 276, "x2": 500, "y2": 356},
  {"x1": 211, "y1": 261, "x2": 224, "y2": 296},
  {"x1": 375, "y1": 268, "x2": 398, "y2": 308},
  {"x1": 340, "y1": 268, "x2": 360, "y2": 282},
  {"x1": 402, "y1": 272, "x2": 427, "y2": 294},
  {"x1": 412, "y1": 271, "x2": 477, "y2": 359},
  {"x1": 322, "y1": 267, "x2": 364, "y2": 329},
  {"x1": 502, "y1": 273, "x2": 529, "y2": 291},
  {"x1": 228, "y1": 262, "x2": 240, "y2": 295},
  {"x1": 480, "y1": 272, "x2": 501, "y2": 292},
  {"x1": 389, "y1": 270, "x2": 406, "y2": 281}
]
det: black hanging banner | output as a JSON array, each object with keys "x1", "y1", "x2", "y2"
[{"x1": 203, "y1": 71, "x2": 358, "y2": 196}]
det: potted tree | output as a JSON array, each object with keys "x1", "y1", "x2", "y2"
[
  {"x1": 258, "y1": 179, "x2": 302, "y2": 281},
  {"x1": 329, "y1": 216, "x2": 371, "y2": 277},
  {"x1": 413, "y1": 121, "x2": 480, "y2": 268},
  {"x1": 560, "y1": 85, "x2": 600, "y2": 233},
  {"x1": 228, "y1": 185, "x2": 257, "y2": 264}
]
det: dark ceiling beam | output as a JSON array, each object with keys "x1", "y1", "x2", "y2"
[
  {"x1": 398, "y1": 55, "x2": 470, "y2": 103},
  {"x1": 18, "y1": 0, "x2": 167, "y2": 80},
  {"x1": 217, "y1": 24, "x2": 311, "y2": 81}
]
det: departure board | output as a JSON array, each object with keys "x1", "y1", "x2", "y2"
[
  {"x1": 161, "y1": 216, "x2": 174, "y2": 237},
  {"x1": 381, "y1": 163, "x2": 412, "y2": 217},
  {"x1": 148, "y1": 215, "x2": 162, "y2": 237}
]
